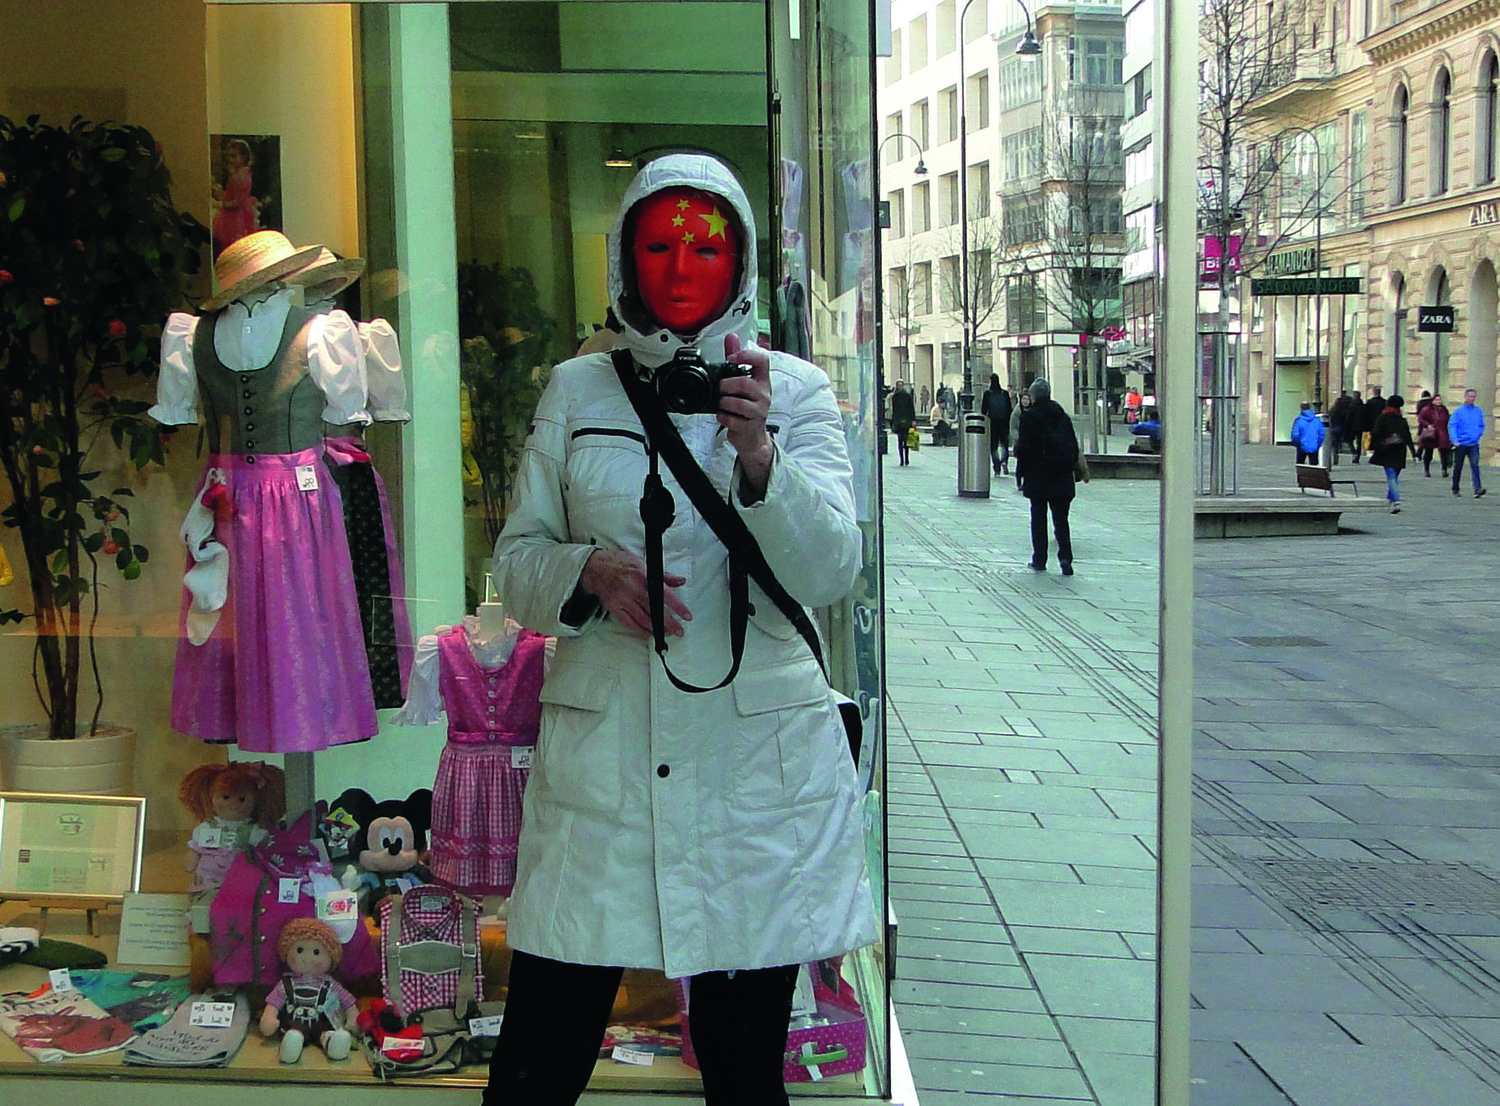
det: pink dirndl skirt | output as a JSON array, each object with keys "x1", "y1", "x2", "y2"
[
  {"x1": 170, "y1": 448, "x2": 378, "y2": 752},
  {"x1": 429, "y1": 743, "x2": 530, "y2": 897}
]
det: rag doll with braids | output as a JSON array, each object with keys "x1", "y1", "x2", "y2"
[{"x1": 178, "y1": 761, "x2": 287, "y2": 892}]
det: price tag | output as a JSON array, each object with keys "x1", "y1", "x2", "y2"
[
  {"x1": 277, "y1": 877, "x2": 302, "y2": 904},
  {"x1": 381, "y1": 1035, "x2": 421, "y2": 1055},
  {"x1": 48, "y1": 968, "x2": 75, "y2": 994},
  {"x1": 468, "y1": 1014, "x2": 504, "y2": 1038},
  {"x1": 200, "y1": 826, "x2": 223, "y2": 848},
  {"x1": 611, "y1": 1045, "x2": 655, "y2": 1067},
  {"x1": 510, "y1": 746, "x2": 534, "y2": 770},
  {"x1": 189, "y1": 1001, "x2": 237, "y2": 1028},
  {"x1": 317, "y1": 890, "x2": 358, "y2": 922},
  {"x1": 296, "y1": 464, "x2": 320, "y2": 492}
]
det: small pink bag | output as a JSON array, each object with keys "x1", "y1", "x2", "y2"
[{"x1": 677, "y1": 959, "x2": 867, "y2": 1084}]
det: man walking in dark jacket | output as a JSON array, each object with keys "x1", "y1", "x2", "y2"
[
  {"x1": 981, "y1": 373, "x2": 1014, "y2": 475},
  {"x1": 1358, "y1": 386, "x2": 1385, "y2": 462},
  {"x1": 1015, "y1": 379, "x2": 1087, "y2": 575},
  {"x1": 890, "y1": 380, "x2": 917, "y2": 466}
]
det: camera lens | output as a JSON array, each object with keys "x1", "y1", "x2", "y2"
[{"x1": 662, "y1": 365, "x2": 714, "y2": 414}]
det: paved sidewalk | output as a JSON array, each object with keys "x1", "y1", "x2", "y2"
[
  {"x1": 882, "y1": 442, "x2": 1159, "y2": 1106},
  {"x1": 1189, "y1": 443, "x2": 1500, "y2": 1106}
]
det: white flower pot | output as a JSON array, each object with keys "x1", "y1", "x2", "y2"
[{"x1": 0, "y1": 723, "x2": 138, "y2": 795}]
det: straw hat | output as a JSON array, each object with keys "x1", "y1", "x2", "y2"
[
  {"x1": 285, "y1": 247, "x2": 366, "y2": 304},
  {"x1": 203, "y1": 231, "x2": 322, "y2": 311}
]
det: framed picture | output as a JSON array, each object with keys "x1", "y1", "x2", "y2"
[
  {"x1": 209, "y1": 132, "x2": 283, "y2": 259},
  {"x1": 0, "y1": 792, "x2": 146, "y2": 903}
]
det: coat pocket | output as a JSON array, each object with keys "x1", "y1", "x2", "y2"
[
  {"x1": 730, "y1": 659, "x2": 840, "y2": 811},
  {"x1": 535, "y1": 662, "x2": 623, "y2": 815},
  {"x1": 564, "y1": 431, "x2": 649, "y2": 549}
]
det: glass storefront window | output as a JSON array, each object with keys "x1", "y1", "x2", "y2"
[{"x1": 1, "y1": 2, "x2": 890, "y2": 1101}]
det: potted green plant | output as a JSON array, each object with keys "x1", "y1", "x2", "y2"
[{"x1": 0, "y1": 114, "x2": 208, "y2": 792}]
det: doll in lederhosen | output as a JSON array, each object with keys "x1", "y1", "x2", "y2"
[{"x1": 259, "y1": 919, "x2": 358, "y2": 1064}]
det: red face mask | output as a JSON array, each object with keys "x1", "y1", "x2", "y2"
[{"x1": 630, "y1": 187, "x2": 742, "y2": 334}]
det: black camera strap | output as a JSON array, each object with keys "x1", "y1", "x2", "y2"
[{"x1": 610, "y1": 349, "x2": 829, "y2": 691}]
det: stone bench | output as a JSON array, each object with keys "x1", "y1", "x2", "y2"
[
  {"x1": 1085, "y1": 451, "x2": 1161, "y2": 479},
  {"x1": 1194, "y1": 493, "x2": 1388, "y2": 538}
]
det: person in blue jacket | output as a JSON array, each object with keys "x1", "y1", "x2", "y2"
[
  {"x1": 1448, "y1": 388, "x2": 1487, "y2": 498},
  {"x1": 1290, "y1": 402, "x2": 1326, "y2": 465},
  {"x1": 1129, "y1": 411, "x2": 1162, "y2": 453}
]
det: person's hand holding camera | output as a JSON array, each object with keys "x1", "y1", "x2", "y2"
[
  {"x1": 580, "y1": 549, "x2": 692, "y2": 639},
  {"x1": 719, "y1": 332, "x2": 774, "y2": 499}
]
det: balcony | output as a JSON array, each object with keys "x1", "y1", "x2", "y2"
[{"x1": 1246, "y1": 52, "x2": 1337, "y2": 116}]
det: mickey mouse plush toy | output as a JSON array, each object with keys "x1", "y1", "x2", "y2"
[{"x1": 327, "y1": 788, "x2": 434, "y2": 909}]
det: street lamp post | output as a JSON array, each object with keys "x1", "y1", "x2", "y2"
[{"x1": 876, "y1": 132, "x2": 929, "y2": 452}]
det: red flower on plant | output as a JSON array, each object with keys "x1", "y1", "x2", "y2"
[
  {"x1": 101, "y1": 540, "x2": 121, "y2": 556},
  {"x1": 73, "y1": 240, "x2": 85, "y2": 252},
  {"x1": 43, "y1": 296, "x2": 60, "y2": 307},
  {"x1": 31, "y1": 445, "x2": 43, "y2": 455},
  {"x1": 107, "y1": 319, "x2": 127, "y2": 339},
  {"x1": 0, "y1": 271, "x2": 13, "y2": 286}
]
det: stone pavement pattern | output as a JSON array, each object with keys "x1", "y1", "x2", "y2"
[
  {"x1": 1189, "y1": 444, "x2": 1500, "y2": 1106},
  {"x1": 882, "y1": 440, "x2": 1160, "y2": 1106}
]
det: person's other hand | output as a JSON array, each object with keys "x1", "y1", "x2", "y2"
[
  {"x1": 719, "y1": 333, "x2": 774, "y2": 495},
  {"x1": 581, "y1": 549, "x2": 691, "y2": 638}
]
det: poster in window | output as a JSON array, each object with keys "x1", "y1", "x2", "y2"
[
  {"x1": 0, "y1": 793, "x2": 145, "y2": 900},
  {"x1": 209, "y1": 133, "x2": 283, "y2": 259}
]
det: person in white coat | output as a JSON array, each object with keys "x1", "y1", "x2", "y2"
[{"x1": 484, "y1": 155, "x2": 878, "y2": 1104}]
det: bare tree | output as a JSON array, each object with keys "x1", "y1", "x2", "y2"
[
  {"x1": 933, "y1": 213, "x2": 1007, "y2": 348},
  {"x1": 884, "y1": 247, "x2": 925, "y2": 383}
]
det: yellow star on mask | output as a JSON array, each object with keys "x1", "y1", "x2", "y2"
[
  {"x1": 676, "y1": 198, "x2": 691, "y2": 211},
  {"x1": 671, "y1": 214, "x2": 685, "y2": 227},
  {"x1": 699, "y1": 207, "x2": 730, "y2": 240},
  {"x1": 682, "y1": 231, "x2": 696, "y2": 244}
]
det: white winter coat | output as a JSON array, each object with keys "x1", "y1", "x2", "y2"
[{"x1": 492, "y1": 154, "x2": 878, "y2": 977}]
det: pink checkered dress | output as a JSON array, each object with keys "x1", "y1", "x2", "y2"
[{"x1": 428, "y1": 625, "x2": 546, "y2": 896}]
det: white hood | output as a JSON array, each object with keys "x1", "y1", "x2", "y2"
[{"x1": 607, "y1": 153, "x2": 759, "y2": 369}]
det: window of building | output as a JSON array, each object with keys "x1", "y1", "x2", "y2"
[
  {"x1": 1126, "y1": 142, "x2": 1153, "y2": 190},
  {"x1": 1069, "y1": 194, "x2": 1124, "y2": 235},
  {"x1": 1431, "y1": 267, "x2": 1451, "y2": 393},
  {"x1": 966, "y1": 71, "x2": 990, "y2": 132},
  {"x1": 1432, "y1": 68, "x2": 1451, "y2": 195},
  {"x1": 1481, "y1": 52, "x2": 1499, "y2": 186},
  {"x1": 1391, "y1": 271, "x2": 1406, "y2": 392},
  {"x1": 1341, "y1": 264, "x2": 1362, "y2": 392},
  {"x1": 999, "y1": 54, "x2": 1042, "y2": 109},
  {"x1": 1003, "y1": 126, "x2": 1044, "y2": 182},
  {"x1": 965, "y1": 0, "x2": 990, "y2": 41},
  {"x1": 973, "y1": 248, "x2": 993, "y2": 308},
  {"x1": 1125, "y1": 0, "x2": 1155, "y2": 56},
  {"x1": 885, "y1": 111, "x2": 903, "y2": 165},
  {"x1": 1349, "y1": 109, "x2": 1367, "y2": 219},
  {"x1": 939, "y1": 171, "x2": 960, "y2": 226},
  {"x1": 1130, "y1": 64, "x2": 1153, "y2": 119},
  {"x1": 886, "y1": 28, "x2": 903, "y2": 85},
  {"x1": 912, "y1": 179, "x2": 932, "y2": 233},
  {"x1": 939, "y1": 254, "x2": 960, "y2": 310},
  {"x1": 914, "y1": 260, "x2": 934, "y2": 314},
  {"x1": 1392, "y1": 83, "x2": 1409, "y2": 204},
  {"x1": 939, "y1": 85, "x2": 959, "y2": 143},
  {"x1": 909, "y1": 14, "x2": 928, "y2": 72},
  {"x1": 935, "y1": 0, "x2": 956, "y2": 57},
  {"x1": 911, "y1": 97, "x2": 930, "y2": 151},
  {"x1": 1004, "y1": 196, "x2": 1047, "y2": 244},
  {"x1": 1070, "y1": 36, "x2": 1125, "y2": 86},
  {"x1": 889, "y1": 266, "x2": 909, "y2": 314},
  {"x1": 969, "y1": 161, "x2": 991, "y2": 218},
  {"x1": 1008, "y1": 271, "x2": 1045, "y2": 333},
  {"x1": 1072, "y1": 116, "x2": 1123, "y2": 168},
  {"x1": 888, "y1": 190, "x2": 906, "y2": 237}
]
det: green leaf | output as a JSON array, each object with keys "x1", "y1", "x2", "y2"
[
  {"x1": 110, "y1": 527, "x2": 129, "y2": 547},
  {"x1": 6, "y1": 195, "x2": 23, "y2": 221},
  {"x1": 100, "y1": 146, "x2": 126, "y2": 162},
  {"x1": 83, "y1": 532, "x2": 104, "y2": 553},
  {"x1": 122, "y1": 560, "x2": 142, "y2": 581},
  {"x1": 0, "y1": 609, "x2": 25, "y2": 626},
  {"x1": 132, "y1": 544, "x2": 149, "y2": 563},
  {"x1": 116, "y1": 547, "x2": 132, "y2": 571},
  {"x1": 112, "y1": 487, "x2": 135, "y2": 497},
  {"x1": 51, "y1": 549, "x2": 70, "y2": 574}
]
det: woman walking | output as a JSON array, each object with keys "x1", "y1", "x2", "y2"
[
  {"x1": 1416, "y1": 393, "x2": 1452, "y2": 478},
  {"x1": 891, "y1": 379, "x2": 917, "y2": 466},
  {"x1": 1009, "y1": 391, "x2": 1032, "y2": 489},
  {"x1": 1370, "y1": 394, "x2": 1417, "y2": 513}
]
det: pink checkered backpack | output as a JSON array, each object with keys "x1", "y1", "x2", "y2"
[{"x1": 377, "y1": 885, "x2": 483, "y2": 1019}]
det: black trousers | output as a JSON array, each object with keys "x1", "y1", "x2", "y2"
[
  {"x1": 483, "y1": 951, "x2": 799, "y2": 1106},
  {"x1": 894, "y1": 425, "x2": 911, "y2": 465},
  {"x1": 1421, "y1": 445, "x2": 1452, "y2": 474},
  {"x1": 1029, "y1": 495, "x2": 1073, "y2": 567},
  {"x1": 1295, "y1": 449, "x2": 1318, "y2": 465}
]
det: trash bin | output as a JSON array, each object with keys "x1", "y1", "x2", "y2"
[{"x1": 958, "y1": 414, "x2": 991, "y2": 499}]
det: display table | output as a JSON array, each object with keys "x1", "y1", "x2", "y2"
[{"x1": 0, "y1": 848, "x2": 872, "y2": 1098}]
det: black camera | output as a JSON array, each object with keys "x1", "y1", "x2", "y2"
[{"x1": 655, "y1": 347, "x2": 751, "y2": 415}]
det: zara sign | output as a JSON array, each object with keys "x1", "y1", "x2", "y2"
[{"x1": 1417, "y1": 305, "x2": 1456, "y2": 333}]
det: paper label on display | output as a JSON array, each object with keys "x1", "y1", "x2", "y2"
[
  {"x1": 277, "y1": 877, "x2": 302, "y2": 903},
  {"x1": 188, "y1": 1001, "x2": 237, "y2": 1028},
  {"x1": 48, "y1": 969, "x2": 74, "y2": 994},
  {"x1": 510, "y1": 746, "x2": 534, "y2": 770},
  {"x1": 419, "y1": 895, "x2": 447, "y2": 912},
  {"x1": 200, "y1": 827, "x2": 223, "y2": 848},
  {"x1": 316, "y1": 890, "x2": 358, "y2": 922},
  {"x1": 611, "y1": 1045, "x2": 655, "y2": 1066},
  {"x1": 117, "y1": 893, "x2": 193, "y2": 967},
  {"x1": 468, "y1": 1014, "x2": 504, "y2": 1037},
  {"x1": 381, "y1": 1035, "x2": 422, "y2": 1055},
  {"x1": 296, "y1": 464, "x2": 319, "y2": 492}
]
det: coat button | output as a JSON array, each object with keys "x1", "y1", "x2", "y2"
[
  {"x1": 243, "y1": 389, "x2": 253, "y2": 399},
  {"x1": 244, "y1": 440, "x2": 255, "y2": 450},
  {"x1": 244, "y1": 406, "x2": 253, "y2": 416},
  {"x1": 245, "y1": 455, "x2": 256, "y2": 464},
  {"x1": 656, "y1": 764, "x2": 670, "y2": 778},
  {"x1": 246, "y1": 422, "x2": 256, "y2": 432}
]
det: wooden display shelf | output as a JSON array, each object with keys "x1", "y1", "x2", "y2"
[{"x1": 0, "y1": 850, "x2": 869, "y2": 1097}]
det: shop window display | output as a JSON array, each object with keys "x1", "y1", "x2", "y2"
[{"x1": 0, "y1": 1, "x2": 890, "y2": 1101}]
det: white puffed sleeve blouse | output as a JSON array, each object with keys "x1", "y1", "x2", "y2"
[{"x1": 149, "y1": 288, "x2": 370, "y2": 427}]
